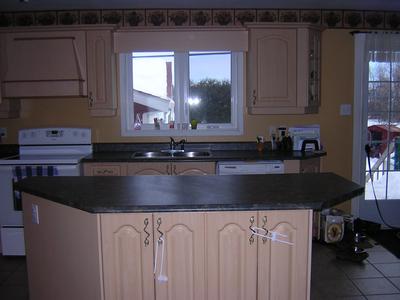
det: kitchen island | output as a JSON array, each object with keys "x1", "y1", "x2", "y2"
[{"x1": 17, "y1": 173, "x2": 363, "y2": 300}]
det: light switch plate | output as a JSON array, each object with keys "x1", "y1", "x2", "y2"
[
  {"x1": 0, "y1": 128, "x2": 6, "y2": 139},
  {"x1": 32, "y1": 204, "x2": 39, "y2": 224},
  {"x1": 340, "y1": 104, "x2": 352, "y2": 116}
]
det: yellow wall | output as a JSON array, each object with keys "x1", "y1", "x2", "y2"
[{"x1": 0, "y1": 29, "x2": 356, "y2": 210}]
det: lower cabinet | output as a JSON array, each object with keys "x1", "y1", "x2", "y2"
[
  {"x1": 128, "y1": 162, "x2": 216, "y2": 175},
  {"x1": 100, "y1": 210, "x2": 312, "y2": 300},
  {"x1": 258, "y1": 210, "x2": 311, "y2": 300},
  {"x1": 206, "y1": 211, "x2": 258, "y2": 300},
  {"x1": 101, "y1": 212, "x2": 205, "y2": 300},
  {"x1": 101, "y1": 213, "x2": 155, "y2": 300},
  {"x1": 83, "y1": 163, "x2": 127, "y2": 176},
  {"x1": 284, "y1": 157, "x2": 321, "y2": 173}
]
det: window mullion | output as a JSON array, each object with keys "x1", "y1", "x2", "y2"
[{"x1": 174, "y1": 52, "x2": 189, "y2": 126}]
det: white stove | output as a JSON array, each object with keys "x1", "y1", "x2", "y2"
[{"x1": 0, "y1": 128, "x2": 92, "y2": 256}]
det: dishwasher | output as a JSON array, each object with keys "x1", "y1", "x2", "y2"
[{"x1": 217, "y1": 160, "x2": 284, "y2": 175}]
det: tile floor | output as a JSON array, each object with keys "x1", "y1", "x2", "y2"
[
  {"x1": 0, "y1": 241, "x2": 399, "y2": 300},
  {"x1": 311, "y1": 241, "x2": 400, "y2": 300}
]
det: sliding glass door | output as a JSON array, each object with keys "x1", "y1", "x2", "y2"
[{"x1": 353, "y1": 33, "x2": 400, "y2": 227}]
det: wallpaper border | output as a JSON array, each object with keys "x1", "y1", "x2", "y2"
[{"x1": 0, "y1": 9, "x2": 399, "y2": 29}]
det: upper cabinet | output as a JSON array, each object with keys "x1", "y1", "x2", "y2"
[
  {"x1": 1, "y1": 29, "x2": 87, "y2": 98},
  {"x1": 86, "y1": 30, "x2": 117, "y2": 117},
  {"x1": 0, "y1": 26, "x2": 117, "y2": 117},
  {"x1": 247, "y1": 24, "x2": 322, "y2": 115}
]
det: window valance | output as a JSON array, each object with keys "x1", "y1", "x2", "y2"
[{"x1": 113, "y1": 28, "x2": 248, "y2": 52}]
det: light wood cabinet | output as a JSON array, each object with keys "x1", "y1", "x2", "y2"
[
  {"x1": 284, "y1": 158, "x2": 321, "y2": 174},
  {"x1": 248, "y1": 28, "x2": 297, "y2": 110},
  {"x1": 153, "y1": 212, "x2": 206, "y2": 300},
  {"x1": 23, "y1": 193, "x2": 313, "y2": 300},
  {"x1": 206, "y1": 211, "x2": 258, "y2": 300},
  {"x1": 0, "y1": 98, "x2": 20, "y2": 118},
  {"x1": 247, "y1": 24, "x2": 321, "y2": 115},
  {"x1": 86, "y1": 30, "x2": 117, "y2": 117},
  {"x1": 101, "y1": 213, "x2": 155, "y2": 300},
  {"x1": 101, "y1": 212, "x2": 205, "y2": 300},
  {"x1": 83, "y1": 163, "x2": 128, "y2": 176},
  {"x1": 128, "y1": 162, "x2": 169, "y2": 175},
  {"x1": 128, "y1": 162, "x2": 216, "y2": 176},
  {"x1": 257, "y1": 210, "x2": 312, "y2": 300}
]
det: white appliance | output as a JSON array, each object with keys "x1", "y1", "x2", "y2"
[
  {"x1": 0, "y1": 128, "x2": 92, "y2": 256},
  {"x1": 217, "y1": 160, "x2": 284, "y2": 175},
  {"x1": 289, "y1": 125, "x2": 321, "y2": 151}
]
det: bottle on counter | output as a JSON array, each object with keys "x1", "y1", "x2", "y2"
[{"x1": 134, "y1": 113, "x2": 142, "y2": 130}]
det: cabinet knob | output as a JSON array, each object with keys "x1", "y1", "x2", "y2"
[{"x1": 88, "y1": 92, "x2": 94, "y2": 107}]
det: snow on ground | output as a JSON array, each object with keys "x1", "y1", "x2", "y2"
[
  {"x1": 365, "y1": 154, "x2": 400, "y2": 200},
  {"x1": 365, "y1": 171, "x2": 400, "y2": 200}
]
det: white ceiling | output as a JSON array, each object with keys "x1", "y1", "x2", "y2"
[{"x1": 0, "y1": 0, "x2": 399, "y2": 12}]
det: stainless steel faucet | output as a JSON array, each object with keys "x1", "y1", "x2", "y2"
[{"x1": 169, "y1": 137, "x2": 186, "y2": 151}]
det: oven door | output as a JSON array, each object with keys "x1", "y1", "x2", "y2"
[{"x1": 0, "y1": 163, "x2": 81, "y2": 255}]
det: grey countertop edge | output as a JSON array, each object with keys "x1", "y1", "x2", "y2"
[{"x1": 19, "y1": 183, "x2": 364, "y2": 214}]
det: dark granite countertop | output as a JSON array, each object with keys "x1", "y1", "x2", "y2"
[
  {"x1": 0, "y1": 144, "x2": 18, "y2": 159},
  {"x1": 16, "y1": 173, "x2": 363, "y2": 213},
  {"x1": 83, "y1": 149, "x2": 326, "y2": 163}
]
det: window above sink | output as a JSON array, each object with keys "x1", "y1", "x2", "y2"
[{"x1": 119, "y1": 50, "x2": 244, "y2": 137}]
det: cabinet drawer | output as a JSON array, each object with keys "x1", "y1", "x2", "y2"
[{"x1": 84, "y1": 163, "x2": 127, "y2": 176}]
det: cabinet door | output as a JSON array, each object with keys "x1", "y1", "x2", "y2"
[
  {"x1": 128, "y1": 162, "x2": 170, "y2": 175},
  {"x1": 173, "y1": 162, "x2": 216, "y2": 175},
  {"x1": 284, "y1": 158, "x2": 320, "y2": 173},
  {"x1": 86, "y1": 30, "x2": 117, "y2": 116},
  {"x1": 257, "y1": 210, "x2": 312, "y2": 300},
  {"x1": 83, "y1": 163, "x2": 127, "y2": 176},
  {"x1": 300, "y1": 157, "x2": 321, "y2": 173},
  {"x1": 101, "y1": 213, "x2": 155, "y2": 300},
  {"x1": 0, "y1": 98, "x2": 20, "y2": 118},
  {"x1": 248, "y1": 28, "x2": 297, "y2": 113},
  {"x1": 153, "y1": 212, "x2": 206, "y2": 300},
  {"x1": 206, "y1": 211, "x2": 257, "y2": 300}
]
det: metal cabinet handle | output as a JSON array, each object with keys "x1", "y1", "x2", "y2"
[
  {"x1": 143, "y1": 218, "x2": 150, "y2": 247},
  {"x1": 88, "y1": 92, "x2": 94, "y2": 107},
  {"x1": 249, "y1": 216, "x2": 255, "y2": 245},
  {"x1": 94, "y1": 169, "x2": 114, "y2": 176},
  {"x1": 166, "y1": 164, "x2": 170, "y2": 175},
  {"x1": 173, "y1": 165, "x2": 177, "y2": 175},
  {"x1": 156, "y1": 217, "x2": 163, "y2": 242},
  {"x1": 252, "y1": 89, "x2": 256, "y2": 105},
  {"x1": 262, "y1": 216, "x2": 268, "y2": 244}
]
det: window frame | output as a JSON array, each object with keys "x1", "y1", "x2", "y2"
[{"x1": 120, "y1": 51, "x2": 244, "y2": 137}]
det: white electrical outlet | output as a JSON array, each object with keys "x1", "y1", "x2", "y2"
[
  {"x1": 0, "y1": 128, "x2": 6, "y2": 139},
  {"x1": 32, "y1": 204, "x2": 39, "y2": 224},
  {"x1": 340, "y1": 104, "x2": 352, "y2": 116}
]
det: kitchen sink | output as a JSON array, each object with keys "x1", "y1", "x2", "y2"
[
  {"x1": 172, "y1": 151, "x2": 211, "y2": 157},
  {"x1": 132, "y1": 151, "x2": 171, "y2": 158},
  {"x1": 132, "y1": 151, "x2": 211, "y2": 158}
]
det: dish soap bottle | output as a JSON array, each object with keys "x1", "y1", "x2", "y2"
[{"x1": 134, "y1": 113, "x2": 142, "y2": 130}]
